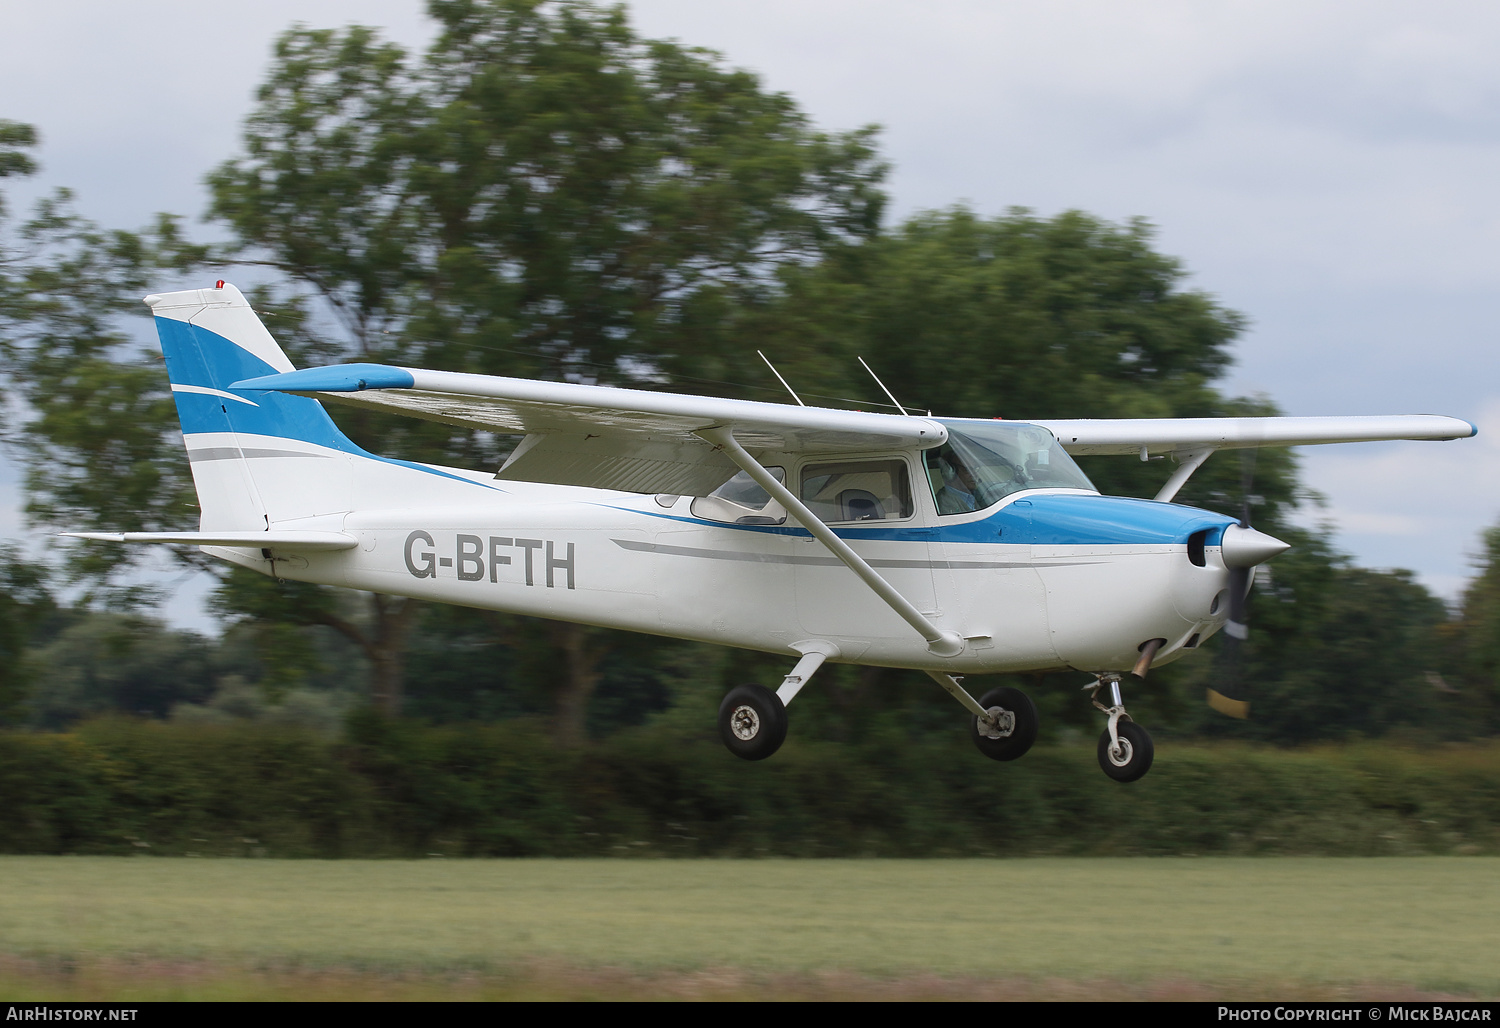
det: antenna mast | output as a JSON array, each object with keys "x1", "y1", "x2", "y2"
[
  {"x1": 857, "y1": 356, "x2": 911, "y2": 416},
  {"x1": 757, "y1": 350, "x2": 806, "y2": 406}
]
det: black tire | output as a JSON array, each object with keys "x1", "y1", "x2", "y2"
[
  {"x1": 718, "y1": 684, "x2": 788, "y2": 761},
  {"x1": 969, "y1": 686, "x2": 1039, "y2": 762},
  {"x1": 1097, "y1": 720, "x2": 1154, "y2": 782}
]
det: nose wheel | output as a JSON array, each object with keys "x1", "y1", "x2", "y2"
[
  {"x1": 1098, "y1": 720, "x2": 1153, "y2": 781},
  {"x1": 1089, "y1": 674, "x2": 1154, "y2": 782}
]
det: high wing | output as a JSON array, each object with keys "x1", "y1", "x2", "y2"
[
  {"x1": 1032, "y1": 415, "x2": 1475, "y2": 456},
  {"x1": 1028, "y1": 413, "x2": 1475, "y2": 502},
  {"x1": 232, "y1": 362, "x2": 1475, "y2": 496},
  {"x1": 230, "y1": 363, "x2": 949, "y2": 495}
]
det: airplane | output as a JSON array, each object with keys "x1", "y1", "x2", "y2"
[{"x1": 69, "y1": 282, "x2": 1476, "y2": 782}]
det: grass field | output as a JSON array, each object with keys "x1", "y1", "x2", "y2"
[{"x1": 1, "y1": 856, "x2": 1496, "y2": 1000}]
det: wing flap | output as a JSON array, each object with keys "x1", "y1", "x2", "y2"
[{"x1": 497, "y1": 432, "x2": 740, "y2": 494}]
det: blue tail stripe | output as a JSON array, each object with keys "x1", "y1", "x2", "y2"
[
  {"x1": 159, "y1": 318, "x2": 351, "y2": 446},
  {"x1": 157, "y1": 317, "x2": 505, "y2": 492}
]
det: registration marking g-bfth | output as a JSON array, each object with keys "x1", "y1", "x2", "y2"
[{"x1": 403, "y1": 530, "x2": 576, "y2": 589}]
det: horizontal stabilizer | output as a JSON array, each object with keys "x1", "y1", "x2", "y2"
[{"x1": 62, "y1": 531, "x2": 358, "y2": 551}]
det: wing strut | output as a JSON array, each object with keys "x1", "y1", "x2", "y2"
[
  {"x1": 696, "y1": 426, "x2": 965, "y2": 658},
  {"x1": 1153, "y1": 447, "x2": 1215, "y2": 503}
]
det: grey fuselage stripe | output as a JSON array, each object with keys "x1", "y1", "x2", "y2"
[
  {"x1": 610, "y1": 537, "x2": 1095, "y2": 570},
  {"x1": 187, "y1": 447, "x2": 335, "y2": 462}
]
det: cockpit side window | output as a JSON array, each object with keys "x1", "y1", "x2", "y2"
[
  {"x1": 928, "y1": 421, "x2": 1097, "y2": 515},
  {"x1": 799, "y1": 459, "x2": 913, "y2": 522},
  {"x1": 927, "y1": 444, "x2": 987, "y2": 514},
  {"x1": 691, "y1": 467, "x2": 788, "y2": 525}
]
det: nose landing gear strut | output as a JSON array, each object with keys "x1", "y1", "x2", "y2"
[{"x1": 1088, "y1": 640, "x2": 1164, "y2": 783}]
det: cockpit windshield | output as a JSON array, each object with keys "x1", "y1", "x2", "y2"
[{"x1": 927, "y1": 420, "x2": 1096, "y2": 515}]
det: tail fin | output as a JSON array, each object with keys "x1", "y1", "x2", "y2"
[{"x1": 147, "y1": 282, "x2": 361, "y2": 531}]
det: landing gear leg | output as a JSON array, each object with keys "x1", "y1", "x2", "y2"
[
  {"x1": 924, "y1": 670, "x2": 1039, "y2": 762},
  {"x1": 718, "y1": 642, "x2": 836, "y2": 761},
  {"x1": 969, "y1": 686, "x2": 1039, "y2": 761},
  {"x1": 1089, "y1": 674, "x2": 1154, "y2": 782}
]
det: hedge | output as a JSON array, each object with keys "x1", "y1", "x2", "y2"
[{"x1": 1, "y1": 717, "x2": 1496, "y2": 857}]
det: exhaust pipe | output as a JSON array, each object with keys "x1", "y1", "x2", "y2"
[{"x1": 1131, "y1": 637, "x2": 1166, "y2": 681}]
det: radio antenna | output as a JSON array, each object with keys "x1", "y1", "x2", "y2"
[
  {"x1": 857, "y1": 356, "x2": 911, "y2": 416},
  {"x1": 758, "y1": 350, "x2": 806, "y2": 406}
]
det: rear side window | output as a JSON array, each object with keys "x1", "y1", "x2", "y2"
[
  {"x1": 800, "y1": 459, "x2": 913, "y2": 522},
  {"x1": 692, "y1": 467, "x2": 787, "y2": 525}
]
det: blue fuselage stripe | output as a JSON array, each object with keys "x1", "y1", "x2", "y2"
[{"x1": 614, "y1": 494, "x2": 1234, "y2": 546}]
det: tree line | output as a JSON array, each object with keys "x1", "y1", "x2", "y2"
[{"x1": 0, "y1": 0, "x2": 1496, "y2": 746}]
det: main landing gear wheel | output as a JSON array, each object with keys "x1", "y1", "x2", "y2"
[
  {"x1": 718, "y1": 683, "x2": 788, "y2": 761},
  {"x1": 1097, "y1": 720, "x2": 1154, "y2": 782},
  {"x1": 970, "y1": 686, "x2": 1039, "y2": 762}
]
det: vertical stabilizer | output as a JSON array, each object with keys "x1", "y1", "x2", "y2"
[{"x1": 146, "y1": 283, "x2": 358, "y2": 531}]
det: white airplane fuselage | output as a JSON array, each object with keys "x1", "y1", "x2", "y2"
[{"x1": 199, "y1": 432, "x2": 1238, "y2": 675}]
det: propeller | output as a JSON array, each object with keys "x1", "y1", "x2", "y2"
[
  {"x1": 1207, "y1": 450, "x2": 1288, "y2": 719},
  {"x1": 1207, "y1": 566, "x2": 1253, "y2": 718}
]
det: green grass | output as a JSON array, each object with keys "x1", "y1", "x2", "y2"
[{"x1": 0, "y1": 856, "x2": 1496, "y2": 998}]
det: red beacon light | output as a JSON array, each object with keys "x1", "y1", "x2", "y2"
[{"x1": 215, "y1": 280, "x2": 225, "y2": 289}]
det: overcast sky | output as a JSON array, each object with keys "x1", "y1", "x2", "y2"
[{"x1": 2, "y1": 0, "x2": 1496, "y2": 627}]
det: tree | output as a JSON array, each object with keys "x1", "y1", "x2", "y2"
[
  {"x1": 1181, "y1": 532, "x2": 1450, "y2": 743},
  {"x1": 0, "y1": 546, "x2": 54, "y2": 724},
  {"x1": 208, "y1": 0, "x2": 884, "y2": 407},
  {"x1": 21, "y1": 611, "x2": 219, "y2": 730},
  {"x1": 3, "y1": 12, "x2": 1449, "y2": 747},
  {"x1": 0, "y1": 120, "x2": 210, "y2": 601},
  {"x1": 731, "y1": 206, "x2": 1285, "y2": 506},
  {"x1": 202, "y1": 0, "x2": 888, "y2": 733},
  {"x1": 1445, "y1": 522, "x2": 1500, "y2": 733}
]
